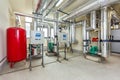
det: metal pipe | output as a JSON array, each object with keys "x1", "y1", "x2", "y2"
[
  {"x1": 108, "y1": 9, "x2": 112, "y2": 56},
  {"x1": 62, "y1": 0, "x2": 119, "y2": 20},
  {"x1": 38, "y1": 0, "x2": 47, "y2": 14},
  {"x1": 35, "y1": 0, "x2": 42, "y2": 13},
  {"x1": 34, "y1": 14, "x2": 37, "y2": 30},
  {"x1": 101, "y1": 7, "x2": 110, "y2": 58},
  {"x1": 14, "y1": 12, "x2": 63, "y2": 23},
  {"x1": 57, "y1": 10, "x2": 69, "y2": 15},
  {"x1": 86, "y1": 11, "x2": 96, "y2": 30},
  {"x1": 54, "y1": 11, "x2": 59, "y2": 53},
  {"x1": 58, "y1": 0, "x2": 74, "y2": 10},
  {"x1": 69, "y1": 23, "x2": 72, "y2": 43},
  {"x1": 71, "y1": 22, "x2": 75, "y2": 43},
  {"x1": 42, "y1": 0, "x2": 54, "y2": 14},
  {"x1": 43, "y1": 23, "x2": 51, "y2": 38},
  {"x1": 86, "y1": 31, "x2": 90, "y2": 51},
  {"x1": 83, "y1": 20, "x2": 87, "y2": 54},
  {"x1": 44, "y1": 0, "x2": 59, "y2": 17},
  {"x1": 98, "y1": 29, "x2": 101, "y2": 52}
]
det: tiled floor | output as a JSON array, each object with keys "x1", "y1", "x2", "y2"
[
  {"x1": 0, "y1": 52, "x2": 120, "y2": 80},
  {"x1": 0, "y1": 51, "x2": 80, "y2": 75}
]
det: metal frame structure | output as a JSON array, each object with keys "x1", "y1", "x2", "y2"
[{"x1": 29, "y1": 44, "x2": 44, "y2": 71}]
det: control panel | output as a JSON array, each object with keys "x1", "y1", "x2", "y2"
[
  {"x1": 58, "y1": 32, "x2": 68, "y2": 43},
  {"x1": 30, "y1": 31, "x2": 44, "y2": 44}
]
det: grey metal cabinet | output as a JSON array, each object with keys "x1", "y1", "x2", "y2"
[{"x1": 111, "y1": 29, "x2": 120, "y2": 53}]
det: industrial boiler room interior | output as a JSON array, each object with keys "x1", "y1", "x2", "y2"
[{"x1": 0, "y1": 0, "x2": 120, "y2": 80}]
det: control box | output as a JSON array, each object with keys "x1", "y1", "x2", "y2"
[
  {"x1": 30, "y1": 31, "x2": 44, "y2": 44},
  {"x1": 58, "y1": 32, "x2": 68, "y2": 43}
]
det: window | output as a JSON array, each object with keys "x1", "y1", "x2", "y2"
[
  {"x1": 25, "y1": 17, "x2": 32, "y2": 22},
  {"x1": 51, "y1": 28, "x2": 54, "y2": 38},
  {"x1": 25, "y1": 17, "x2": 32, "y2": 38},
  {"x1": 43, "y1": 28, "x2": 48, "y2": 37},
  {"x1": 25, "y1": 23, "x2": 30, "y2": 38}
]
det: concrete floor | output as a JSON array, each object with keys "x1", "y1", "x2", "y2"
[{"x1": 0, "y1": 52, "x2": 120, "y2": 80}]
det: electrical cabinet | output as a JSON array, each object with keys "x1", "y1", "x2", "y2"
[
  {"x1": 111, "y1": 29, "x2": 120, "y2": 53},
  {"x1": 58, "y1": 32, "x2": 68, "y2": 43},
  {"x1": 30, "y1": 31, "x2": 44, "y2": 44}
]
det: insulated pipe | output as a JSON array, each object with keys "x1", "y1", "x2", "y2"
[
  {"x1": 42, "y1": 0, "x2": 54, "y2": 14},
  {"x1": 101, "y1": 7, "x2": 109, "y2": 58},
  {"x1": 98, "y1": 29, "x2": 101, "y2": 51},
  {"x1": 86, "y1": 31, "x2": 90, "y2": 51},
  {"x1": 71, "y1": 23, "x2": 75, "y2": 43},
  {"x1": 14, "y1": 12, "x2": 63, "y2": 23},
  {"x1": 34, "y1": 14, "x2": 37, "y2": 30},
  {"x1": 83, "y1": 20, "x2": 87, "y2": 54},
  {"x1": 69, "y1": 23, "x2": 72, "y2": 43},
  {"x1": 86, "y1": 11, "x2": 96, "y2": 30},
  {"x1": 66, "y1": 24, "x2": 70, "y2": 47},
  {"x1": 54, "y1": 11, "x2": 59, "y2": 53},
  {"x1": 62, "y1": 0, "x2": 99, "y2": 20},
  {"x1": 44, "y1": 0, "x2": 59, "y2": 17},
  {"x1": 62, "y1": 0, "x2": 119, "y2": 20},
  {"x1": 36, "y1": 0, "x2": 42, "y2": 13},
  {"x1": 58, "y1": 0, "x2": 75, "y2": 10},
  {"x1": 38, "y1": 0, "x2": 47, "y2": 14}
]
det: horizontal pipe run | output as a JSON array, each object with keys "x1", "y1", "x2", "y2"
[
  {"x1": 36, "y1": 0, "x2": 42, "y2": 13},
  {"x1": 57, "y1": 10, "x2": 69, "y2": 15},
  {"x1": 58, "y1": 0, "x2": 75, "y2": 10},
  {"x1": 62, "y1": 0, "x2": 119, "y2": 20},
  {"x1": 44, "y1": 0, "x2": 59, "y2": 17},
  {"x1": 14, "y1": 12, "x2": 63, "y2": 23},
  {"x1": 42, "y1": 0, "x2": 54, "y2": 14}
]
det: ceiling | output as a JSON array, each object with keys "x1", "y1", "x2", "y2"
[
  {"x1": 9, "y1": 0, "x2": 120, "y2": 21},
  {"x1": 62, "y1": 0, "x2": 90, "y2": 13},
  {"x1": 9, "y1": 0, "x2": 89, "y2": 14},
  {"x1": 112, "y1": 3, "x2": 120, "y2": 17},
  {"x1": 9, "y1": 0, "x2": 34, "y2": 14}
]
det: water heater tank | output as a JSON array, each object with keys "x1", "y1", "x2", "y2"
[{"x1": 7, "y1": 27, "x2": 27, "y2": 64}]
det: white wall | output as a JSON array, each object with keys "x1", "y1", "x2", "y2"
[
  {"x1": 0, "y1": 0, "x2": 10, "y2": 68},
  {"x1": 72, "y1": 26, "x2": 83, "y2": 51}
]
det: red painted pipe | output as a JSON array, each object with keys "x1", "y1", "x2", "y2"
[{"x1": 36, "y1": 0, "x2": 42, "y2": 13}]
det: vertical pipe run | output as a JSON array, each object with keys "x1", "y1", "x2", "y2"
[
  {"x1": 83, "y1": 20, "x2": 87, "y2": 54},
  {"x1": 54, "y1": 11, "x2": 59, "y2": 53},
  {"x1": 86, "y1": 10, "x2": 96, "y2": 30},
  {"x1": 103, "y1": 7, "x2": 108, "y2": 57},
  {"x1": 108, "y1": 9, "x2": 112, "y2": 56},
  {"x1": 91, "y1": 11, "x2": 96, "y2": 29},
  {"x1": 66, "y1": 23, "x2": 70, "y2": 47},
  {"x1": 71, "y1": 23, "x2": 75, "y2": 43},
  {"x1": 98, "y1": 30, "x2": 101, "y2": 51},
  {"x1": 86, "y1": 31, "x2": 90, "y2": 51},
  {"x1": 101, "y1": 8, "x2": 104, "y2": 56},
  {"x1": 101, "y1": 7, "x2": 110, "y2": 57},
  {"x1": 69, "y1": 22, "x2": 72, "y2": 43},
  {"x1": 34, "y1": 14, "x2": 37, "y2": 31}
]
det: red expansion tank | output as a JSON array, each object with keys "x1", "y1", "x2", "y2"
[{"x1": 7, "y1": 27, "x2": 27, "y2": 63}]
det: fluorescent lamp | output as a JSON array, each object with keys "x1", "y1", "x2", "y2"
[{"x1": 56, "y1": 0, "x2": 63, "y2": 7}]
